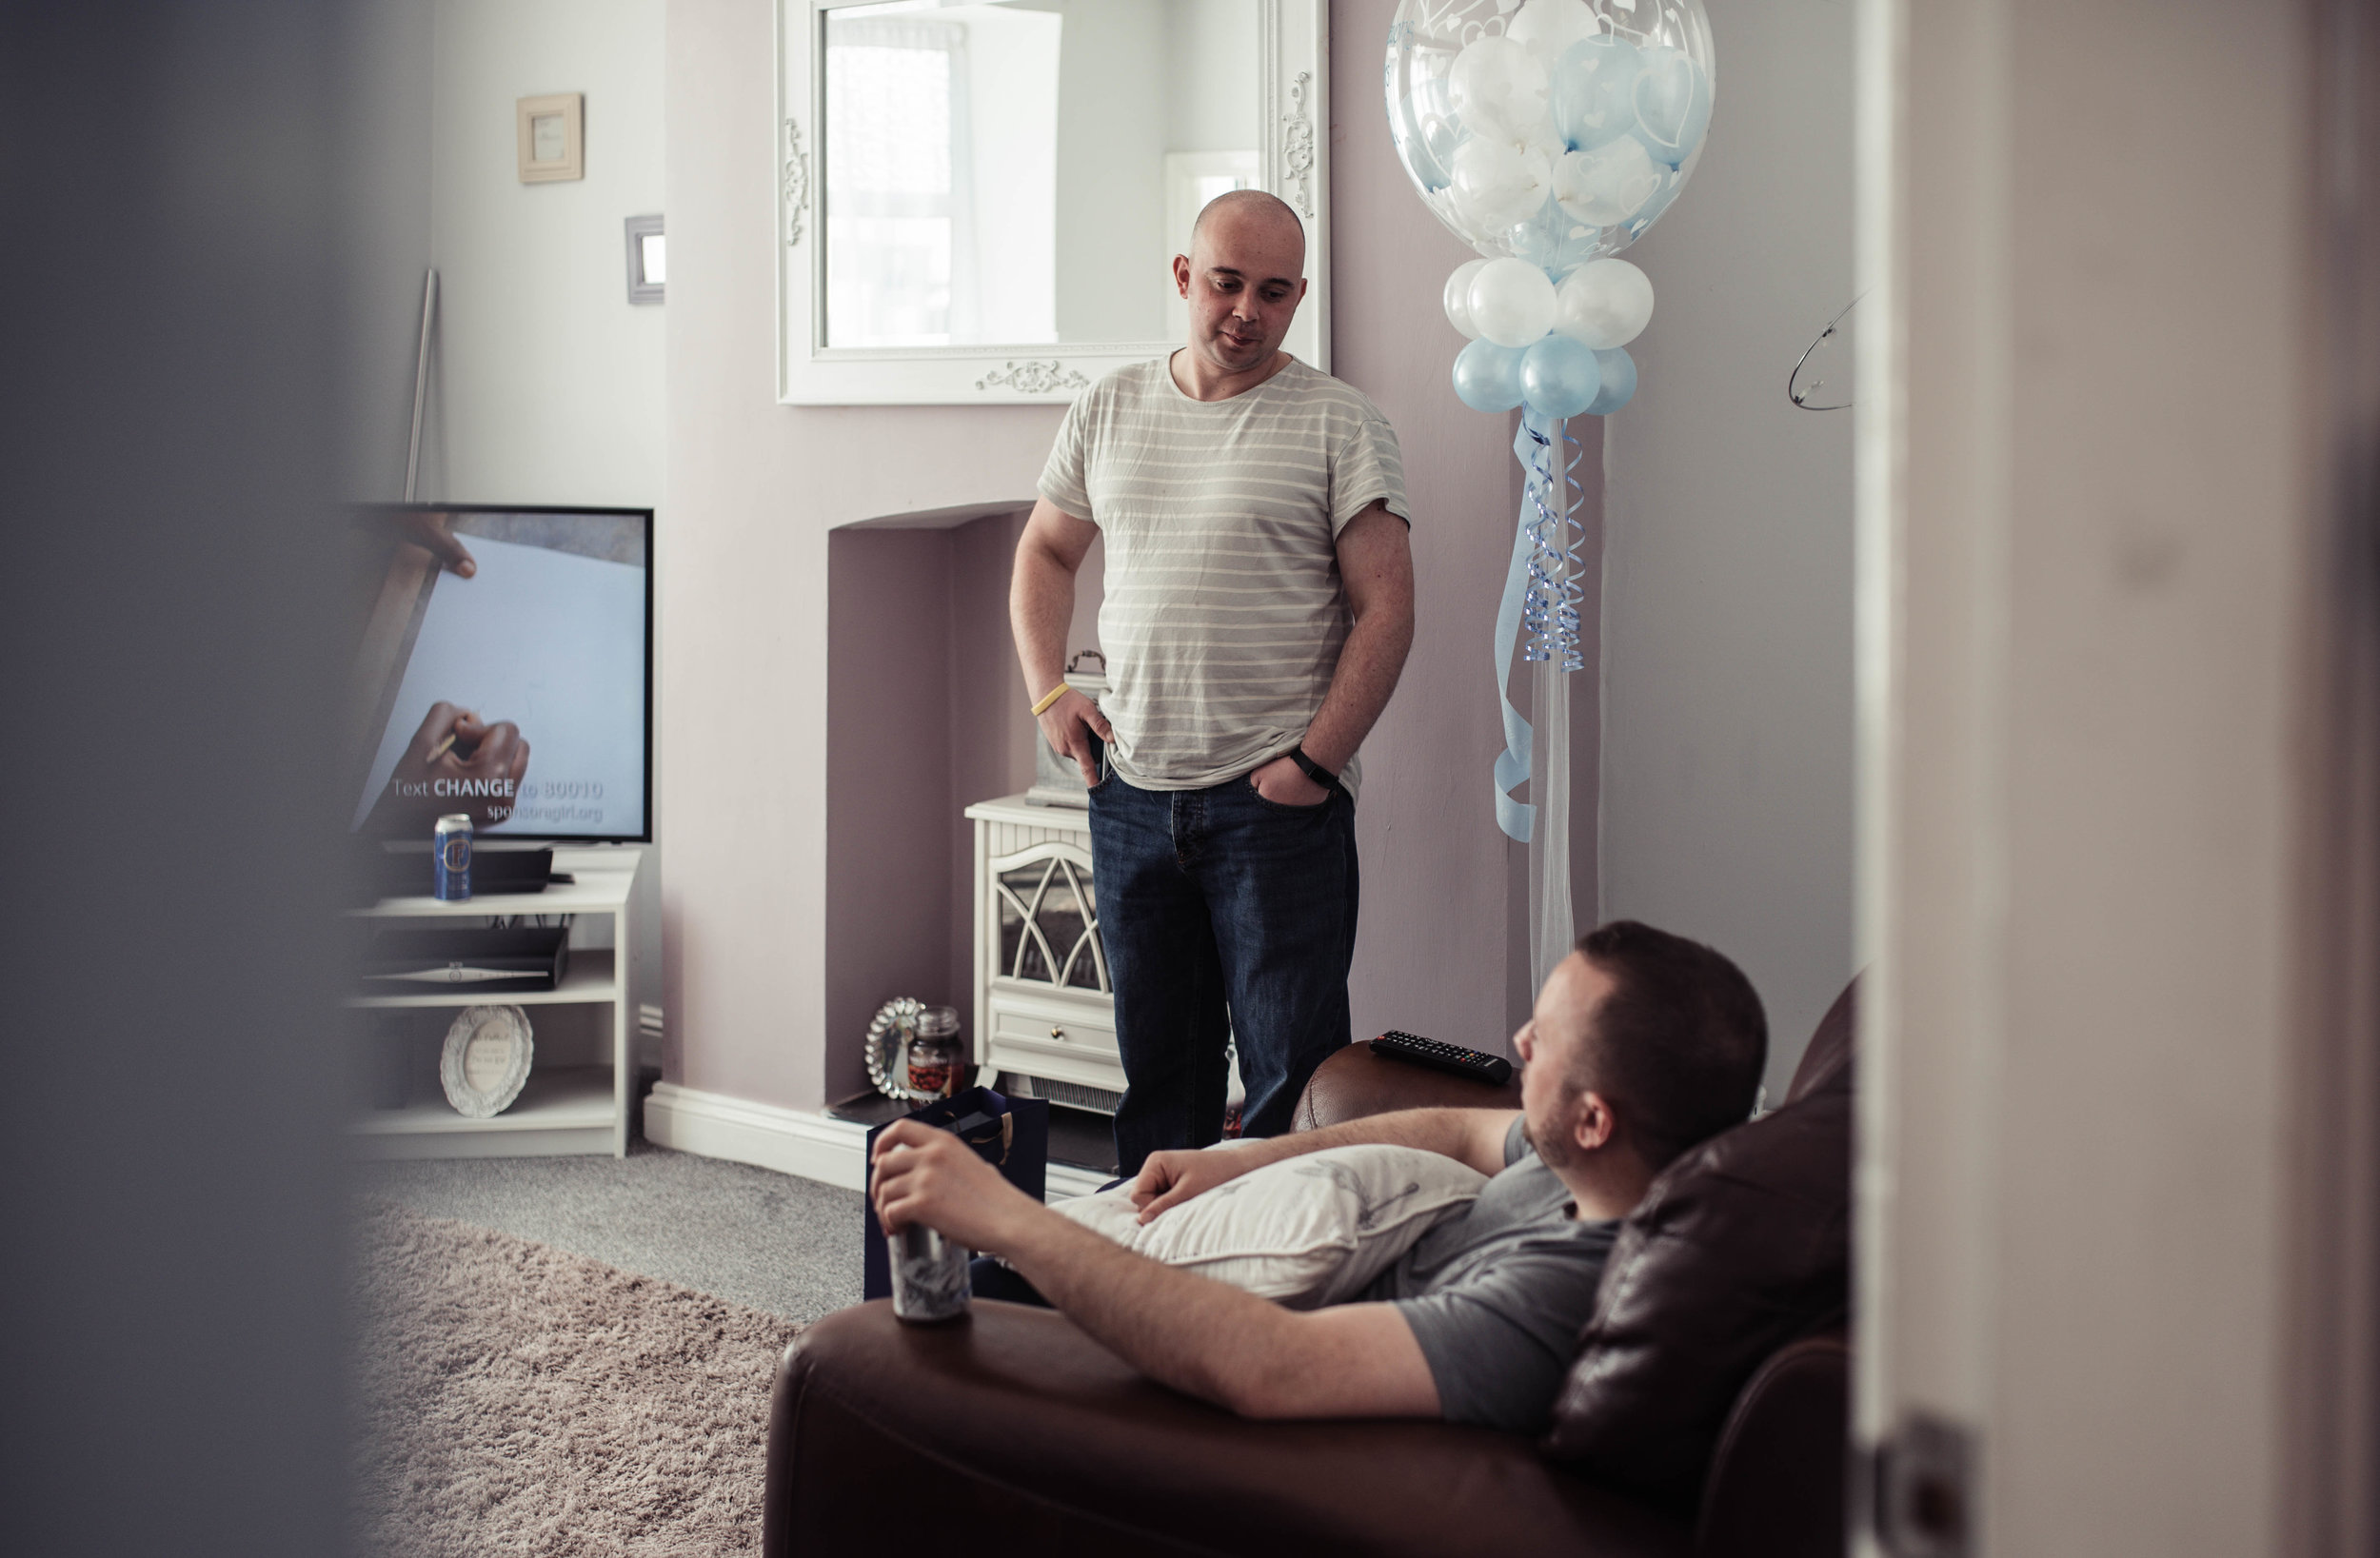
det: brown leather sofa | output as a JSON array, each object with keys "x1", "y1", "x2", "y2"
[{"x1": 765, "y1": 984, "x2": 1854, "y2": 1558}]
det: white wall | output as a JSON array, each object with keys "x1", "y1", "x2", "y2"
[
  {"x1": 664, "y1": 0, "x2": 1063, "y2": 1114},
  {"x1": 415, "y1": 0, "x2": 669, "y2": 1054},
  {"x1": 1597, "y1": 0, "x2": 1855, "y2": 1092},
  {"x1": 423, "y1": 0, "x2": 666, "y2": 508},
  {"x1": 1857, "y1": 1, "x2": 2358, "y2": 1551},
  {"x1": 342, "y1": 0, "x2": 436, "y2": 500}
]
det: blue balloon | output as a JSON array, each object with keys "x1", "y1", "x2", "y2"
[
  {"x1": 1586, "y1": 346, "x2": 1637, "y2": 415},
  {"x1": 1519, "y1": 336, "x2": 1602, "y2": 421},
  {"x1": 1453, "y1": 339, "x2": 1529, "y2": 412},
  {"x1": 1629, "y1": 48, "x2": 1712, "y2": 167},
  {"x1": 1551, "y1": 35, "x2": 1642, "y2": 150}
]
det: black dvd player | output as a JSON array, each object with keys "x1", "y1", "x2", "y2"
[{"x1": 359, "y1": 925, "x2": 570, "y2": 994}]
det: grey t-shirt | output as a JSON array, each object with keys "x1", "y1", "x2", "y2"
[
  {"x1": 1360, "y1": 1118, "x2": 1617, "y2": 1433},
  {"x1": 1037, "y1": 356, "x2": 1408, "y2": 800}
]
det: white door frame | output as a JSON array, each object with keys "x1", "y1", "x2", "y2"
[{"x1": 1854, "y1": 1, "x2": 2380, "y2": 1553}]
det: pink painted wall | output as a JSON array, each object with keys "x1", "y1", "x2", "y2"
[
  {"x1": 661, "y1": 0, "x2": 1578, "y2": 1110},
  {"x1": 661, "y1": 0, "x2": 1054, "y2": 1112},
  {"x1": 823, "y1": 527, "x2": 959, "y2": 1105}
]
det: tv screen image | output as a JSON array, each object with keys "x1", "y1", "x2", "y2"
[{"x1": 346, "y1": 505, "x2": 653, "y2": 844}]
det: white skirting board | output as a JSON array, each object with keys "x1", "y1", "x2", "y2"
[{"x1": 643, "y1": 1081, "x2": 1111, "y2": 1201}]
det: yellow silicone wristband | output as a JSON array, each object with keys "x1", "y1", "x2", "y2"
[{"x1": 1030, "y1": 682, "x2": 1071, "y2": 717}]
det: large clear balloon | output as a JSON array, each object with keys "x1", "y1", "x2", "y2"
[
  {"x1": 1628, "y1": 46, "x2": 1713, "y2": 166},
  {"x1": 1447, "y1": 34, "x2": 1549, "y2": 141},
  {"x1": 1387, "y1": 0, "x2": 1715, "y2": 276},
  {"x1": 1552, "y1": 137, "x2": 1661, "y2": 227},
  {"x1": 1450, "y1": 138, "x2": 1555, "y2": 234}
]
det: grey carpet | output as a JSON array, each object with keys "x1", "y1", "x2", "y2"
[
  {"x1": 353, "y1": 1203, "x2": 800, "y2": 1558},
  {"x1": 358, "y1": 1143, "x2": 864, "y2": 1324}
]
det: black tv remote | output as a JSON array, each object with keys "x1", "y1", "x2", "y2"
[{"x1": 1371, "y1": 1031, "x2": 1514, "y2": 1086}]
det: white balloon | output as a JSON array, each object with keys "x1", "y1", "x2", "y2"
[
  {"x1": 1448, "y1": 35, "x2": 1551, "y2": 141},
  {"x1": 1448, "y1": 137, "x2": 1555, "y2": 235},
  {"x1": 1551, "y1": 138, "x2": 1662, "y2": 228},
  {"x1": 1553, "y1": 257, "x2": 1655, "y2": 349},
  {"x1": 1443, "y1": 258, "x2": 1490, "y2": 338},
  {"x1": 1504, "y1": 0, "x2": 1599, "y2": 66},
  {"x1": 1468, "y1": 257, "x2": 1558, "y2": 348}
]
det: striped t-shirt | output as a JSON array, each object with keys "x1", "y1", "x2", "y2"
[{"x1": 1038, "y1": 355, "x2": 1409, "y2": 797}]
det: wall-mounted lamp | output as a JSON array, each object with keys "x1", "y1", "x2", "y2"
[{"x1": 625, "y1": 214, "x2": 664, "y2": 306}]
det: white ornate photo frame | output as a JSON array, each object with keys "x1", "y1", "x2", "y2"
[
  {"x1": 777, "y1": 0, "x2": 1330, "y2": 405},
  {"x1": 439, "y1": 1004, "x2": 535, "y2": 1118}
]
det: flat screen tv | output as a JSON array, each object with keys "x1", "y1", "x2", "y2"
[{"x1": 345, "y1": 503, "x2": 653, "y2": 845}]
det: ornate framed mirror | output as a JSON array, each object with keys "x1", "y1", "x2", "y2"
[{"x1": 778, "y1": 0, "x2": 1329, "y2": 405}]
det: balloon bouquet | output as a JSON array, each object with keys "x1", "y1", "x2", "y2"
[{"x1": 1386, "y1": 0, "x2": 1714, "y2": 840}]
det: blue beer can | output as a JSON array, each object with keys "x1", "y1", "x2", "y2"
[{"x1": 433, "y1": 813, "x2": 473, "y2": 901}]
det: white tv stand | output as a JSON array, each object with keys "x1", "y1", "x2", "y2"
[{"x1": 347, "y1": 848, "x2": 647, "y2": 1157}]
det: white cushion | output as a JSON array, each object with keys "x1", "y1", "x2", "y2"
[{"x1": 1047, "y1": 1144, "x2": 1487, "y2": 1309}]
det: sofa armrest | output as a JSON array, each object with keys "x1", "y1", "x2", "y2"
[
  {"x1": 1695, "y1": 1331, "x2": 1849, "y2": 1558},
  {"x1": 766, "y1": 1299, "x2": 1690, "y2": 1558},
  {"x1": 1292, "y1": 1041, "x2": 1524, "y2": 1133}
]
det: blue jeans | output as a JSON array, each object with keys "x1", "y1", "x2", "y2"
[{"x1": 1088, "y1": 765, "x2": 1359, "y2": 1175}]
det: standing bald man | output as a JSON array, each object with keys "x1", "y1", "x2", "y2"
[{"x1": 1010, "y1": 190, "x2": 1416, "y2": 1174}]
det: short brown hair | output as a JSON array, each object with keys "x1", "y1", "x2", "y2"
[{"x1": 1572, "y1": 920, "x2": 1768, "y2": 1168}]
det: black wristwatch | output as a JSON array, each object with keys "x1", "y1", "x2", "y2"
[{"x1": 1287, "y1": 744, "x2": 1339, "y2": 792}]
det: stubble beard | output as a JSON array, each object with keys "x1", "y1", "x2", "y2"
[
  {"x1": 1521, "y1": 1114, "x2": 1571, "y2": 1173},
  {"x1": 1206, "y1": 324, "x2": 1268, "y2": 373}
]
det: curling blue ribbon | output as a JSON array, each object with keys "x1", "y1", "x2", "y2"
[{"x1": 1492, "y1": 408, "x2": 1589, "y2": 842}]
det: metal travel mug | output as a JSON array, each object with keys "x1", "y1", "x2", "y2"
[{"x1": 890, "y1": 1223, "x2": 971, "y2": 1323}]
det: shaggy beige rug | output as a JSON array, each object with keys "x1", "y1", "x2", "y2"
[{"x1": 353, "y1": 1203, "x2": 802, "y2": 1557}]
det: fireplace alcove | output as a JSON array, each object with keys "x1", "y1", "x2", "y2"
[{"x1": 823, "y1": 502, "x2": 1107, "y2": 1109}]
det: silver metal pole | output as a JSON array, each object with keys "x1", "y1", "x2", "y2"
[{"x1": 403, "y1": 268, "x2": 439, "y2": 503}]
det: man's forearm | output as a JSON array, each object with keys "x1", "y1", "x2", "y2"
[
  {"x1": 1010, "y1": 541, "x2": 1077, "y2": 697},
  {"x1": 992, "y1": 1202, "x2": 1438, "y2": 1420},
  {"x1": 1300, "y1": 603, "x2": 1414, "y2": 775},
  {"x1": 1220, "y1": 1106, "x2": 1515, "y2": 1179},
  {"x1": 995, "y1": 1206, "x2": 1302, "y2": 1410}
]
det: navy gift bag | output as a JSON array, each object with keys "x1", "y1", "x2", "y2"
[{"x1": 862, "y1": 1086, "x2": 1049, "y2": 1301}]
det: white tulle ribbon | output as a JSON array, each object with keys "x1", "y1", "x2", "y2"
[{"x1": 1494, "y1": 406, "x2": 1589, "y2": 841}]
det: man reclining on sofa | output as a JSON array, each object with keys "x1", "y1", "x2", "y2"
[{"x1": 868, "y1": 918, "x2": 1767, "y2": 1436}]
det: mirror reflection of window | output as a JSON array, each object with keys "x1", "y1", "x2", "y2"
[
  {"x1": 821, "y1": 0, "x2": 1261, "y2": 351},
  {"x1": 824, "y1": 3, "x2": 1061, "y2": 346}
]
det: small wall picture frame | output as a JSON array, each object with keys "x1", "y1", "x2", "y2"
[
  {"x1": 625, "y1": 213, "x2": 664, "y2": 305},
  {"x1": 517, "y1": 92, "x2": 584, "y2": 184}
]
